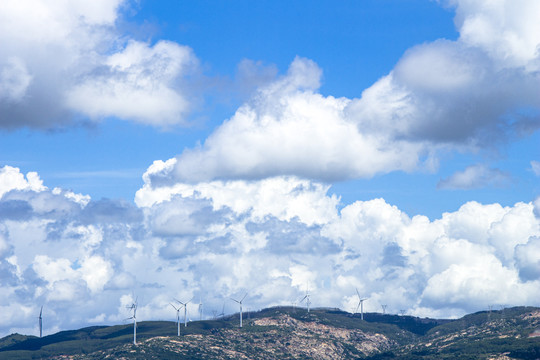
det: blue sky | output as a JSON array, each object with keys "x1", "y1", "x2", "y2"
[
  {"x1": 0, "y1": 0, "x2": 539, "y2": 337},
  {"x1": 1, "y1": 0, "x2": 538, "y2": 219},
  {"x1": 1, "y1": 0, "x2": 537, "y2": 218}
]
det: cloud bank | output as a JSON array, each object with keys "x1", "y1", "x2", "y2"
[
  {"x1": 1, "y1": 0, "x2": 540, "y2": 339},
  {"x1": 0, "y1": 165, "x2": 539, "y2": 337}
]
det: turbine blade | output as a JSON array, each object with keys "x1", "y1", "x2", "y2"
[
  {"x1": 241, "y1": 293, "x2": 247, "y2": 302},
  {"x1": 356, "y1": 288, "x2": 360, "y2": 298}
]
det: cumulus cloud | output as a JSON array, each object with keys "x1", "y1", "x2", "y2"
[
  {"x1": 1, "y1": 166, "x2": 540, "y2": 337},
  {"x1": 0, "y1": 0, "x2": 199, "y2": 129},
  {"x1": 449, "y1": 0, "x2": 540, "y2": 69},
  {"x1": 0, "y1": 165, "x2": 46, "y2": 198},
  {"x1": 514, "y1": 236, "x2": 540, "y2": 281},
  {"x1": 66, "y1": 40, "x2": 197, "y2": 127},
  {"x1": 352, "y1": 0, "x2": 540, "y2": 148},
  {"x1": 162, "y1": 57, "x2": 428, "y2": 183},
  {"x1": 2, "y1": 0, "x2": 540, "y2": 339},
  {"x1": 156, "y1": 0, "x2": 540, "y2": 183},
  {"x1": 437, "y1": 164, "x2": 511, "y2": 189}
]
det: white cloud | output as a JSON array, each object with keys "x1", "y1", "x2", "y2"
[
  {"x1": 450, "y1": 0, "x2": 540, "y2": 69},
  {"x1": 1, "y1": 166, "x2": 540, "y2": 337},
  {"x1": 421, "y1": 253, "x2": 535, "y2": 307},
  {"x1": 79, "y1": 256, "x2": 113, "y2": 293},
  {"x1": 163, "y1": 0, "x2": 540, "y2": 183},
  {"x1": 437, "y1": 164, "x2": 511, "y2": 189},
  {"x1": 165, "y1": 57, "x2": 427, "y2": 183},
  {"x1": 0, "y1": 0, "x2": 199, "y2": 128},
  {"x1": 394, "y1": 40, "x2": 479, "y2": 92},
  {"x1": 0, "y1": 165, "x2": 46, "y2": 198},
  {"x1": 531, "y1": 161, "x2": 540, "y2": 176},
  {"x1": 137, "y1": 172, "x2": 339, "y2": 226},
  {"x1": 514, "y1": 236, "x2": 540, "y2": 281},
  {"x1": 2, "y1": 0, "x2": 540, "y2": 338},
  {"x1": 66, "y1": 40, "x2": 198, "y2": 127}
]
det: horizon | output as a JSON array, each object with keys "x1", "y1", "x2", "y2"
[{"x1": 0, "y1": 0, "x2": 539, "y2": 338}]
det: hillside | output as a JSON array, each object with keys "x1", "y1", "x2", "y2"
[{"x1": 0, "y1": 306, "x2": 538, "y2": 359}]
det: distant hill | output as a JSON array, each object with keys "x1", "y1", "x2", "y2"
[{"x1": 0, "y1": 306, "x2": 538, "y2": 359}]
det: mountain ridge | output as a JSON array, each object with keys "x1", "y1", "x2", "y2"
[{"x1": 1, "y1": 306, "x2": 538, "y2": 359}]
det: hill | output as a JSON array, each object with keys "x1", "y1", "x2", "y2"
[{"x1": 0, "y1": 306, "x2": 538, "y2": 359}]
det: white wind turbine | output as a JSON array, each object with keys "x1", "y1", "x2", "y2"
[
  {"x1": 381, "y1": 304, "x2": 387, "y2": 314},
  {"x1": 176, "y1": 298, "x2": 192, "y2": 327},
  {"x1": 231, "y1": 293, "x2": 247, "y2": 328},
  {"x1": 300, "y1": 286, "x2": 311, "y2": 313},
  {"x1": 355, "y1": 288, "x2": 367, "y2": 320},
  {"x1": 198, "y1": 298, "x2": 203, "y2": 321},
  {"x1": 125, "y1": 298, "x2": 138, "y2": 345},
  {"x1": 38, "y1": 306, "x2": 43, "y2": 338},
  {"x1": 170, "y1": 303, "x2": 181, "y2": 336}
]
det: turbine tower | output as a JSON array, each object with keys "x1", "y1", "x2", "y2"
[
  {"x1": 38, "y1": 306, "x2": 43, "y2": 338},
  {"x1": 176, "y1": 298, "x2": 192, "y2": 327},
  {"x1": 170, "y1": 303, "x2": 181, "y2": 336},
  {"x1": 231, "y1": 293, "x2": 247, "y2": 328},
  {"x1": 198, "y1": 298, "x2": 203, "y2": 321},
  {"x1": 355, "y1": 288, "x2": 367, "y2": 320},
  {"x1": 126, "y1": 298, "x2": 138, "y2": 345},
  {"x1": 300, "y1": 285, "x2": 311, "y2": 313},
  {"x1": 219, "y1": 302, "x2": 225, "y2": 318}
]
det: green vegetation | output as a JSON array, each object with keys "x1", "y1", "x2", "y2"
[{"x1": 0, "y1": 306, "x2": 538, "y2": 359}]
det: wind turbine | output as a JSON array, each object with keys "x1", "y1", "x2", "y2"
[
  {"x1": 219, "y1": 302, "x2": 225, "y2": 318},
  {"x1": 355, "y1": 288, "x2": 367, "y2": 320},
  {"x1": 176, "y1": 298, "x2": 192, "y2": 327},
  {"x1": 231, "y1": 293, "x2": 247, "y2": 328},
  {"x1": 198, "y1": 298, "x2": 203, "y2": 321},
  {"x1": 300, "y1": 285, "x2": 311, "y2": 313},
  {"x1": 126, "y1": 298, "x2": 138, "y2": 345},
  {"x1": 38, "y1": 306, "x2": 43, "y2": 338},
  {"x1": 170, "y1": 303, "x2": 181, "y2": 336},
  {"x1": 381, "y1": 304, "x2": 387, "y2": 314}
]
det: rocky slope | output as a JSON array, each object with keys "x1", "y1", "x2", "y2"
[{"x1": 1, "y1": 306, "x2": 538, "y2": 359}]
